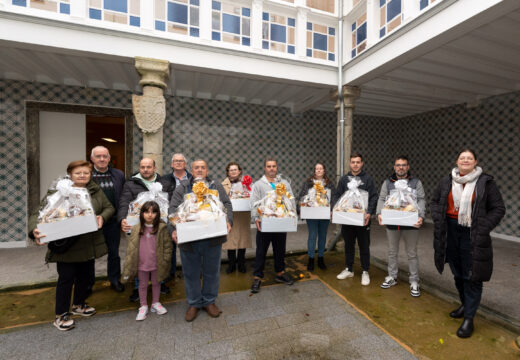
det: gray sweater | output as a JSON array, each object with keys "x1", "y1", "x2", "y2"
[{"x1": 250, "y1": 175, "x2": 295, "y2": 220}]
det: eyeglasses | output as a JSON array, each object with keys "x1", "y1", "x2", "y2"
[
  {"x1": 395, "y1": 164, "x2": 408, "y2": 168},
  {"x1": 172, "y1": 160, "x2": 185, "y2": 163}
]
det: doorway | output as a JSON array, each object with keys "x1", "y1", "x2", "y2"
[{"x1": 86, "y1": 115, "x2": 126, "y2": 173}]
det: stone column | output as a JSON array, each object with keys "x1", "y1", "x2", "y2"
[{"x1": 132, "y1": 57, "x2": 170, "y2": 175}]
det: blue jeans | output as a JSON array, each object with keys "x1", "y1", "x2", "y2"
[
  {"x1": 180, "y1": 239, "x2": 222, "y2": 308},
  {"x1": 307, "y1": 220, "x2": 329, "y2": 258}
]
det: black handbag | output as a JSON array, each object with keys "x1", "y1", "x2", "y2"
[{"x1": 47, "y1": 235, "x2": 80, "y2": 254}]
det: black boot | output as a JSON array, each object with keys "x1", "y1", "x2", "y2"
[
  {"x1": 307, "y1": 257, "x2": 315, "y2": 271},
  {"x1": 449, "y1": 305, "x2": 465, "y2": 318},
  {"x1": 237, "y1": 249, "x2": 246, "y2": 273},
  {"x1": 456, "y1": 318, "x2": 474, "y2": 338},
  {"x1": 317, "y1": 257, "x2": 327, "y2": 270},
  {"x1": 226, "y1": 250, "x2": 236, "y2": 274}
]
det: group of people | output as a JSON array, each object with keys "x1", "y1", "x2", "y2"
[{"x1": 28, "y1": 147, "x2": 504, "y2": 339}]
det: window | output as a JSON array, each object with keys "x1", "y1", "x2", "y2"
[
  {"x1": 12, "y1": 0, "x2": 71, "y2": 15},
  {"x1": 89, "y1": 0, "x2": 141, "y2": 27},
  {"x1": 420, "y1": 0, "x2": 436, "y2": 11},
  {"x1": 155, "y1": 0, "x2": 200, "y2": 37},
  {"x1": 262, "y1": 12, "x2": 295, "y2": 54},
  {"x1": 306, "y1": 22, "x2": 336, "y2": 61},
  {"x1": 306, "y1": 0, "x2": 334, "y2": 14},
  {"x1": 351, "y1": 12, "x2": 366, "y2": 58},
  {"x1": 212, "y1": 1, "x2": 250, "y2": 46},
  {"x1": 379, "y1": 0, "x2": 402, "y2": 38}
]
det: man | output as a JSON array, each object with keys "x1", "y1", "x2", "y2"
[
  {"x1": 90, "y1": 146, "x2": 126, "y2": 293},
  {"x1": 332, "y1": 153, "x2": 378, "y2": 286},
  {"x1": 169, "y1": 160, "x2": 233, "y2": 322},
  {"x1": 118, "y1": 158, "x2": 168, "y2": 302},
  {"x1": 159, "y1": 153, "x2": 193, "y2": 282},
  {"x1": 250, "y1": 157, "x2": 295, "y2": 294},
  {"x1": 376, "y1": 155, "x2": 425, "y2": 297}
]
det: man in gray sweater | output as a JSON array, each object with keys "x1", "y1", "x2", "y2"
[
  {"x1": 376, "y1": 155, "x2": 425, "y2": 297},
  {"x1": 250, "y1": 157, "x2": 295, "y2": 293}
]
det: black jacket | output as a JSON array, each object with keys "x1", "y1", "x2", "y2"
[
  {"x1": 430, "y1": 173, "x2": 505, "y2": 282},
  {"x1": 117, "y1": 173, "x2": 162, "y2": 223},
  {"x1": 332, "y1": 170, "x2": 378, "y2": 215},
  {"x1": 297, "y1": 178, "x2": 336, "y2": 212},
  {"x1": 159, "y1": 171, "x2": 193, "y2": 201}
]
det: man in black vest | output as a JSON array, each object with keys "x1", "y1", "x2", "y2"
[
  {"x1": 90, "y1": 146, "x2": 126, "y2": 293},
  {"x1": 376, "y1": 155, "x2": 425, "y2": 297}
]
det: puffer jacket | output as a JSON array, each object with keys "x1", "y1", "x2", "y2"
[
  {"x1": 430, "y1": 173, "x2": 505, "y2": 282},
  {"x1": 28, "y1": 180, "x2": 115, "y2": 263},
  {"x1": 121, "y1": 222, "x2": 172, "y2": 282}
]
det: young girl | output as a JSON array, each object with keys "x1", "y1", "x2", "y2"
[{"x1": 122, "y1": 201, "x2": 173, "y2": 321}]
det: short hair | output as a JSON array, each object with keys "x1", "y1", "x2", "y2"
[
  {"x1": 264, "y1": 156, "x2": 277, "y2": 167},
  {"x1": 140, "y1": 158, "x2": 156, "y2": 167},
  {"x1": 395, "y1": 155, "x2": 409, "y2": 164},
  {"x1": 456, "y1": 148, "x2": 478, "y2": 161},
  {"x1": 192, "y1": 159, "x2": 207, "y2": 167},
  {"x1": 350, "y1": 153, "x2": 363, "y2": 161},
  {"x1": 67, "y1": 160, "x2": 92, "y2": 175},
  {"x1": 90, "y1": 146, "x2": 110, "y2": 158},
  {"x1": 171, "y1": 153, "x2": 186, "y2": 162},
  {"x1": 226, "y1": 161, "x2": 242, "y2": 174}
]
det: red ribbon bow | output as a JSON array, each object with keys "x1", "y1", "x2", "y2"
[{"x1": 242, "y1": 175, "x2": 252, "y2": 191}]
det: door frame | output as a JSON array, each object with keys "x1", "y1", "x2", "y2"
[{"x1": 25, "y1": 101, "x2": 134, "y2": 218}]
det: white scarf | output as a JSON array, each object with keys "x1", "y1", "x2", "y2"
[{"x1": 451, "y1": 166, "x2": 482, "y2": 227}]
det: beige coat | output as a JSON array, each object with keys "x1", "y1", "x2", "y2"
[
  {"x1": 222, "y1": 177, "x2": 252, "y2": 250},
  {"x1": 122, "y1": 222, "x2": 172, "y2": 283}
]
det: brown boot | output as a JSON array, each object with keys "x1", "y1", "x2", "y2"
[
  {"x1": 204, "y1": 303, "x2": 222, "y2": 318},
  {"x1": 185, "y1": 306, "x2": 199, "y2": 322}
]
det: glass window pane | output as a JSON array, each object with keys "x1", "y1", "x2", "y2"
[
  {"x1": 223, "y1": 13, "x2": 240, "y2": 34},
  {"x1": 356, "y1": 23, "x2": 366, "y2": 44},
  {"x1": 212, "y1": 11, "x2": 220, "y2": 30},
  {"x1": 288, "y1": 27, "x2": 295, "y2": 45},
  {"x1": 104, "y1": 0, "x2": 127, "y2": 13},
  {"x1": 387, "y1": 0, "x2": 401, "y2": 22},
  {"x1": 242, "y1": 18, "x2": 250, "y2": 36},
  {"x1": 168, "y1": 2, "x2": 188, "y2": 24},
  {"x1": 270, "y1": 23, "x2": 286, "y2": 43},
  {"x1": 190, "y1": 7, "x2": 199, "y2": 26},
  {"x1": 313, "y1": 33, "x2": 327, "y2": 51},
  {"x1": 262, "y1": 22, "x2": 269, "y2": 40},
  {"x1": 155, "y1": 0, "x2": 165, "y2": 20}
]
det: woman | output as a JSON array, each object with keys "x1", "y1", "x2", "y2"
[
  {"x1": 298, "y1": 162, "x2": 335, "y2": 271},
  {"x1": 29, "y1": 160, "x2": 114, "y2": 331},
  {"x1": 221, "y1": 162, "x2": 252, "y2": 273},
  {"x1": 431, "y1": 149, "x2": 505, "y2": 338}
]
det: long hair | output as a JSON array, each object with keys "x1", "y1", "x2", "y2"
[
  {"x1": 307, "y1": 162, "x2": 331, "y2": 186},
  {"x1": 139, "y1": 201, "x2": 160, "y2": 235}
]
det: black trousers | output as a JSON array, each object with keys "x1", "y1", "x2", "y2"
[
  {"x1": 341, "y1": 224, "x2": 370, "y2": 271},
  {"x1": 253, "y1": 231, "x2": 286, "y2": 278},
  {"x1": 55, "y1": 260, "x2": 94, "y2": 315},
  {"x1": 446, "y1": 218, "x2": 483, "y2": 319},
  {"x1": 103, "y1": 220, "x2": 122, "y2": 284}
]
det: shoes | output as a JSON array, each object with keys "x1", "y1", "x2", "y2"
[
  {"x1": 275, "y1": 273, "x2": 294, "y2": 285},
  {"x1": 185, "y1": 306, "x2": 199, "y2": 322},
  {"x1": 410, "y1": 282, "x2": 421, "y2": 297},
  {"x1": 53, "y1": 313, "x2": 75, "y2": 331},
  {"x1": 307, "y1": 257, "x2": 315, "y2": 271},
  {"x1": 317, "y1": 257, "x2": 327, "y2": 270},
  {"x1": 71, "y1": 303, "x2": 96, "y2": 317},
  {"x1": 129, "y1": 288, "x2": 139, "y2": 302},
  {"x1": 337, "y1": 268, "x2": 354, "y2": 280},
  {"x1": 361, "y1": 271, "x2": 370, "y2": 286},
  {"x1": 136, "y1": 305, "x2": 148, "y2": 321},
  {"x1": 110, "y1": 281, "x2": 125, "y2": 293},
  {"x1": 381, "y1": 276, "x2": 397, "y2": 289},
  {"x1": 456, "y1": 318, "x2": 474, "y2": 338},
  {"x1": 204, "y1": 303, "x2": 222, "y2": 318},
  {"x1": 450, "y1": 305, "x2": 465, "y2": 318},
  {"x1": 151, "y1": 302, "x2": 167, "y2": 315},
  {"x1": 160, "y1": 283, "x2": 171, "y2": 295},
  {"x1": 251, "y1": 278, "x2": 262, "y2": 293}
]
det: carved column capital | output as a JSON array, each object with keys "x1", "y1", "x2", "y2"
[{"x1": 134, "y1": 57, "x2": 170, "y2": 89}]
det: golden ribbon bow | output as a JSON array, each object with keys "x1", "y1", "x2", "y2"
[
  {"x1": 275, "y1": 183, "x2": 291, "y2": 209},
  {"x1": 192, "y1": 182, "x2": 218, "y2": 209},
  {"x1": 314, "y1": 182, "x2": 327, "y2": 206}
]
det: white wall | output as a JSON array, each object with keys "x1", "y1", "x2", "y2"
[{"x1": 39, "y1": 111, "x2": 86, "y2": 196}]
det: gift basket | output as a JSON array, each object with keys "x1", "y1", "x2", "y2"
[
  {"x1": 230, "y1": 175, "x2": 253, "y2": 212},
  {"x1": 169, "y1": 180, "x2": 227, "y2": 243},
  {"x1": 332, "y1": 177, "x2": 368, "y2": 226},
  {"x1": 37, "y1": 177, "x2": 97, "y2": 243},
  {"x1": 381, "y1": 179, "x2": 419, "y2": 226},
  {"x1": 126, "y1": 183, "x2": 169, "y2": 227},
  {"x1": 300, "y1": 180, "x2": 331, "y2": 220},
  {"x1": 254, "y1": 177, "x2": 297, "y2": 232}
]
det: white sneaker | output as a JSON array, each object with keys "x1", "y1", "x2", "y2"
[
  {"x1": 361, "y1": 271, "x2": 370, "y2": 286},
  {"x1": 136, "y1": 305, "x2": 148, "y2": 321},
  {"x1": 381, "y1": 276, "x2": 397, "y2": 289},
  {"x1": 337, "y1": 268, "x2": 354, "y2": 280},
  {"x1": 410, "y1": 282, "x2": 421, "y2": 297},
  {"x1": 151, "y1": 302, "x2": 168, "y2": 315}
]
